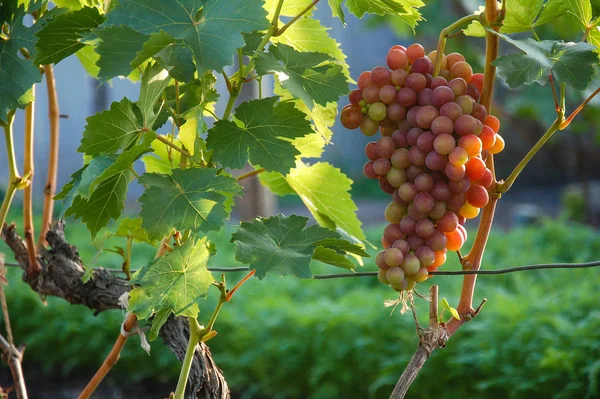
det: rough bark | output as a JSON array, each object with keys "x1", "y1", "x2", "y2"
[{"x1": 1, "y1": 222, "x2": 230, "y2": 399}]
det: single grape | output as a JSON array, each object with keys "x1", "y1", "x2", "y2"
[
  {"x1": 380, "y1": 177, "x2": 396, "y2": 194},
  {"x1": 415, "y1": 219, "x2": 435, "y2": 238},
  {"x1": 401, "y1": 253, "x2": 421, "y2": 275},
  {"x1": 430, "y1": 115, "x2": 454, "y2": 136},
  {"x1": 428, "y1": 250, "x2": 447, "y2": 270},
  {"x1": 445, "y1": 228, "x2": 465, "y2": 251},
  {"x1": 358, "y1": 72, "x2": 373, "y2": 90},
  {"x1": 445, "y1": 52, "x2": 466, "y2": 69},
  {"x1": 384, "y1": 247, "x2": 404, "y2": 267},
  {"x1": 439, "y1": 102, "x2": 463, "y2": 121},
  {"x1": 431, "y1": 181, "x2": 451, "y2": 201},
  {"x1": 391, "y1": 44, "x2": 407, "y2": 51},
  {"x1": 414, "y1": 192, "x2": 435, "y2": 214},
  {"x1": 340, "y1": 105, "x2": 363, "y2": 129},
  {"x1": 416, "y1": 105, "x2": 439, "y2": 129},
  {"x1": 448, "y1": 146, "x2": 469, "y2": 166},
  {"x1": 397, "y1": 88, "x2": 417, "y2": 107},
  {"x1": 407, "y1": 165, "x2": 426, "y2": 181},
  {"x1": 457, "y1": 224, "x2": 467, "y2": 240},
  {"x1": 439, "y1": 69, "x2": 451, "y2": 80},
  {"x1": 385, "y1": 201, "x2": 407, "y2": 223},
  {"x1": 376, "y1": 137, "x2": 396, "y2": 159},
  {"x1": 398, "y1": 182, "x2": 418, "y2": 202},
  {"x1": 399, "y1": 215, "x2": 417, "y2": 235},
  {"x1": 387, "y1": 167, "x2": 408, "y2": 187},
  {"x1": 469, "y1": 73, "x2": 484, "y2": 91},
  {"x1": 424, "y1": 73, "x2": 434, "y2": 87},
  {"x1": 391, "y1": 69, "x2": 409, "y2": 86},
  {"x1": 406, "y1": 43, "x2": 425, "y2": 63},
  {"x1": 447, "y1": 193, "x2": 466, "y2": 213},
  {"x1": 359, "y1": 116, "x2": 379, "y2": 136},
  {"x1": 489, "y1": 134, "x2": 505, "y2": 154},
  {"x1": 437, "y1": 211, "x2": 459, "y2": 233},
  {"x1": 417, "y1": 131, "x2": 436, "y2": 152},
  {"x1": 376, "y1": 251, "x2": 388, "y2": 270},
  {"x1": 456, "y1": 95, "x2": 474, "y2": 114},
  {"x1": 413, "y1": 267, "x2": 429, "y2": 282},
  {"x1": 384, "y1": 223, "x2": 405, "y2": 243},
  {"x1": 387, "y1": 103, "x2": 407, "y2": 121},
  {"x1": 429, "y1": 201, "x2": 446, "y2": 220},
  {"x1": 379, "y1": 85, "x2": 397, "y2": 104},
  {"x1": 373, "y1": 158, "x2": 392, "y2": 176},
  {"x1": 448, "y1": 78, "x2": 467, "y2": 97},
  {"x1": 412, "y1": 57, "x2": 432, "y2": 74},
  {"x1": 365, "y1": 142, "x2": 378, "y2": 161},
  {"x1": 349, "y1": 89, "x2": 362, "y2": 105},
  {"x1": 414, "y1": 173, "x2": 434, "y2": 192},
  {"x1": 406, "y1": 106, "x2": 421, "y2": 127},
  {"x1": 474, "y1": 118, "x2": 484, "y2": 136},
  {"x1": 445, "y1": 163, "x2": 466, "y2": 181},
  {"x1": 433, "y1": 133, "x2": 456, "y2": 155},
  {"x1": 459, "y1": 202, "x2": 480, "y2": 219},
  {"x1": 475, "y1": 168, "x2": 493, "y2": 188},
  {"x1": 458, "y1": 134, "x2": 482, "y2": 157},
  {"x1": 406, "y1": 127, "x2": 423, "y2": 146},
  {"x1": 466, "y1": 84, "x2": 481, "y2": 102},
  {"x1": 371, "y1": 66, "x2": 391, "y2": 86},
  {"x1": 417, "y1": 88, "x2": 433, "y2": 106},
  {"x1": 391, "y1": 148, "x2": 410, "y2": 169},
  {"x1": 386, "y1": 267, "x2": 406, "y2": 285},
  {"x1": 466, "y1": 184, "x2": 489, "y2": 208},
  {"x1": 368, "y1": 102, "x2": 387, "y2": 121},
  {"x1": 428, "y1": 50, "x2": 447, "y2": 70},
  {"x1": 471, "y1": 103, "x2": 487, "y2": 122},
  {"x1": 449, "y1": 178, "x2": 470, "y2": 194},
  {"x1": 425, "y1": 151, "x2": 448, "y2": 171},
  {"x1": 408, "y1": 146, "x2": 427, "y2": 166},
  {"x1": 407, "y1": 203, "x2": 428, "y2": 221},
  {"x1": 454, "y1": 114, "x2": 478, "y2": 136},
  {"x1": 465, "y1": 157, "x2": 486, "y2": 180},
  {"x1": 405, "y1": 73, "x2": 427, "y2": 92},
  {"x1": 392, "y1": 239, "x2": 410, "y2": 255},
  {"x1": 363, "y1": 161, "x2": 377, "y2": 179},
  {"x1": 450, "y1": 61, "x2": 473, "y2": 81},
  {"x1": 392, "y1": 130, "x2": 409, "y2": 148},
  {"x1": 484, "y1": 115, "x2": 500, "y2": 133},
  {"x1": 362, "y1": 85, "x2": 381, "y2": 103},
  {"x1": 431, "y1": 86, "x2": 455, "y2": 108},
  {"x1": 415, "y1": 246, "x2": 435, "y2": 267},
  {"x1": 426, "y1": 229, "x2": 447, "y2": 252},
  {"x1": 407, "y1": 234, "x2": 425, "y2": 252},
  {"x1": 386, "y1": 49, "x2": 409, "y2": 70},
  {"x1": 431, "y1": 76, "x2": 448, "y2": 90}
]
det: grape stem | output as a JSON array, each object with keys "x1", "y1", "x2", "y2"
[
  {"x1": 432, "y1": 14, "x2": 482, "y2": 77},
  {"x1": 274, "y1": 0, "x2": 320, "y2": 37},
  {"x1": 560, "y1": 86, "x2": 600, "y2": 130},
  {"x1": 497, "y1": 117, "x2": 562, "y2": 194},
  {"x1": 23, "y1": 95, "x2": 39, "y2": 278},
  {"x1": 173, "y1": 316, "x2": 202, "y2": 399},
  {"x1": 0, "y1": 110, "x2": 22, "y2": 231}
]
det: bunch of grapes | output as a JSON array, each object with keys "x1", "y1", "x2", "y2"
[{"x1": 340, "y1": 43, "x2": 505, "y2": 292}]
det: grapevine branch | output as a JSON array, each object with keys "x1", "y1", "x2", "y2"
[
  {"x1": 39, "y1": 65, "x2": 60, "y2": 247},
  {"x1": 23, "y1": 96, "x2": 39, "y2": 278},
  {"x1": 0, "y1": 111, "x2": 20, "y2": 230},
  {"x1": 0, "y1": 334, "x2": 27, "y2": 399}
]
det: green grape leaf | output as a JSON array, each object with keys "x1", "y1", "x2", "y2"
[
  {"x1": 0, "y1": 2, "x2": 43, "y2": 122},
  {"x1": 271, "y1": 15, "x2": 350, "y2": 78},
  {"x1": 206, "y1": 97, "x2": 314, "y2": 173},
  {"x1": 491, "y1": 33, "x2": 598, "y2": 90},
  {"x1": 232, "y1": 215, "x2": 345, "y2": 279},
  {"x1": 128, "y1": 237, "x2": 214, "y2": 319},
  {"x1": 313, "y1": 237, "x2": 369, "y2": 257},
  {"x1": 138, "y1": 168, "x2": 243, "y2": 240},
  {"x1": 441, "y1": 298, "x2": 460, "y2": 320},
  {"x1": 502, "y1": 0, "x2": 544, "y2": 33},
  {"x1": 73, "y1": 155, "x2": 115, "y2": 197},
  {"x1": 328, "y1": 0, "x2": 423, "y2": 23},
  {"x1": 264, "y1": 0, "x2": 316, "y2": 18},
  {"x1": 564, "y1": 0, "x2": 592, "y2": 29},
  {"x1": 286, "y1": 161, "x2": 365, "y2": 241},
  {"x1": 176, "y1": 73, "x2": 219, "y2": 119},
  {"x1": 114, "y1": 217, "x2": 154, "y2": 243},
  {"x1": 312, "y1": 246, "x2": 355, "y2": 269},
  {"x1": 95, "y1": 25, "x2": 149, "y2": 80},
  {"x1": 255, "y1": 43, "x2": 349, "y2": 109},
  {"x1": 78, "y1": 98, "x2": 142, "y2": 155},
  {"x1": 102, "y1": 0, "x2": 270, "y2": 75},
  {"x1": 241, "y1": 31, "x2": 264, "y2": 56},
  {"x1": 75, "y1": 45, "x2": 100, "y2": 78},
  {"x1": 138, "y1": 63, "x2": 171, "y2": 128},
  {"x1": 534, "y1": 0, "x2": 568, "y2": 27},
  {"x1": 148, "y1": 308, "x2": 171, "y2": 341},
  {"x1": 34, "y1": 6, "x2": 105, "y2": 65},
  {"x1": 65, "y1": 168, "x2": 134, "y2": 238},
  {"x1": 588, "y1": 26, "x2": 600, "y2": 51},
  {"x1": 258, "y1": 171, "x2": 295, "y2": 196}
]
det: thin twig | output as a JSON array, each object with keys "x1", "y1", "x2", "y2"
[
  {"x1": 23, "y1": 96, "x2": 39, "y2": 277},
  {"x1": 155, "y1": 135, "x2": 193, "y2": 159},
  {"x1": 39, "y1": 64, "x2": 60, "y2": 247},
  {"x1": 0, "y1": 335, "x2": 27, "y2": 399},
  {"x1": 236, "y1": 168, "x2": 265, "y2": 181},
  {"x1": 274, "y1": 0, "x2": 320, "y2": 37},
  {"x1": 77, "y1": 313, "x2": 137, "y2": 399},
  {"x1": 560, "y1": 86, "x2": 600, "y2": 129}
]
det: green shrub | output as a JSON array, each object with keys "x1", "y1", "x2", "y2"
[{"x1": 1, "y1": 219, "x2": 599, "y2": 398}]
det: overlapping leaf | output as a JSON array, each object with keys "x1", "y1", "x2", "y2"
[
  {"x1": 128, "y1": 237, "x2": 214, "y2": 319},
  {"x1": 328, "y1": 0, "x2": 423, "y2": 26},
  {"x1": 138, "y1": 63, "x2": 171, "y2": 128},
  {"x1": 100, "y1": 0, "x2": 269, "y2": 77},
  {"x1": 34, "y1": 6, "x2": 104, "y2": 65},
  {"x1": 94, "y1": 25, "x2": 149, "y2": 80},
  {"x1": 255, "y1": 43, "x2": 349, "y2": 109},
  {"x1": 231, "y1": 215, "x2": 366, "y2": 279},
  {"x1": 492, "y1": 32, "x2": 598, "y2": 89},
  {"x1": 206, "y1": 97, "x2": 314, "y2": 173},
  {"x1": 138, "y1": 168, "x2": 242, "y2": 240}
]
